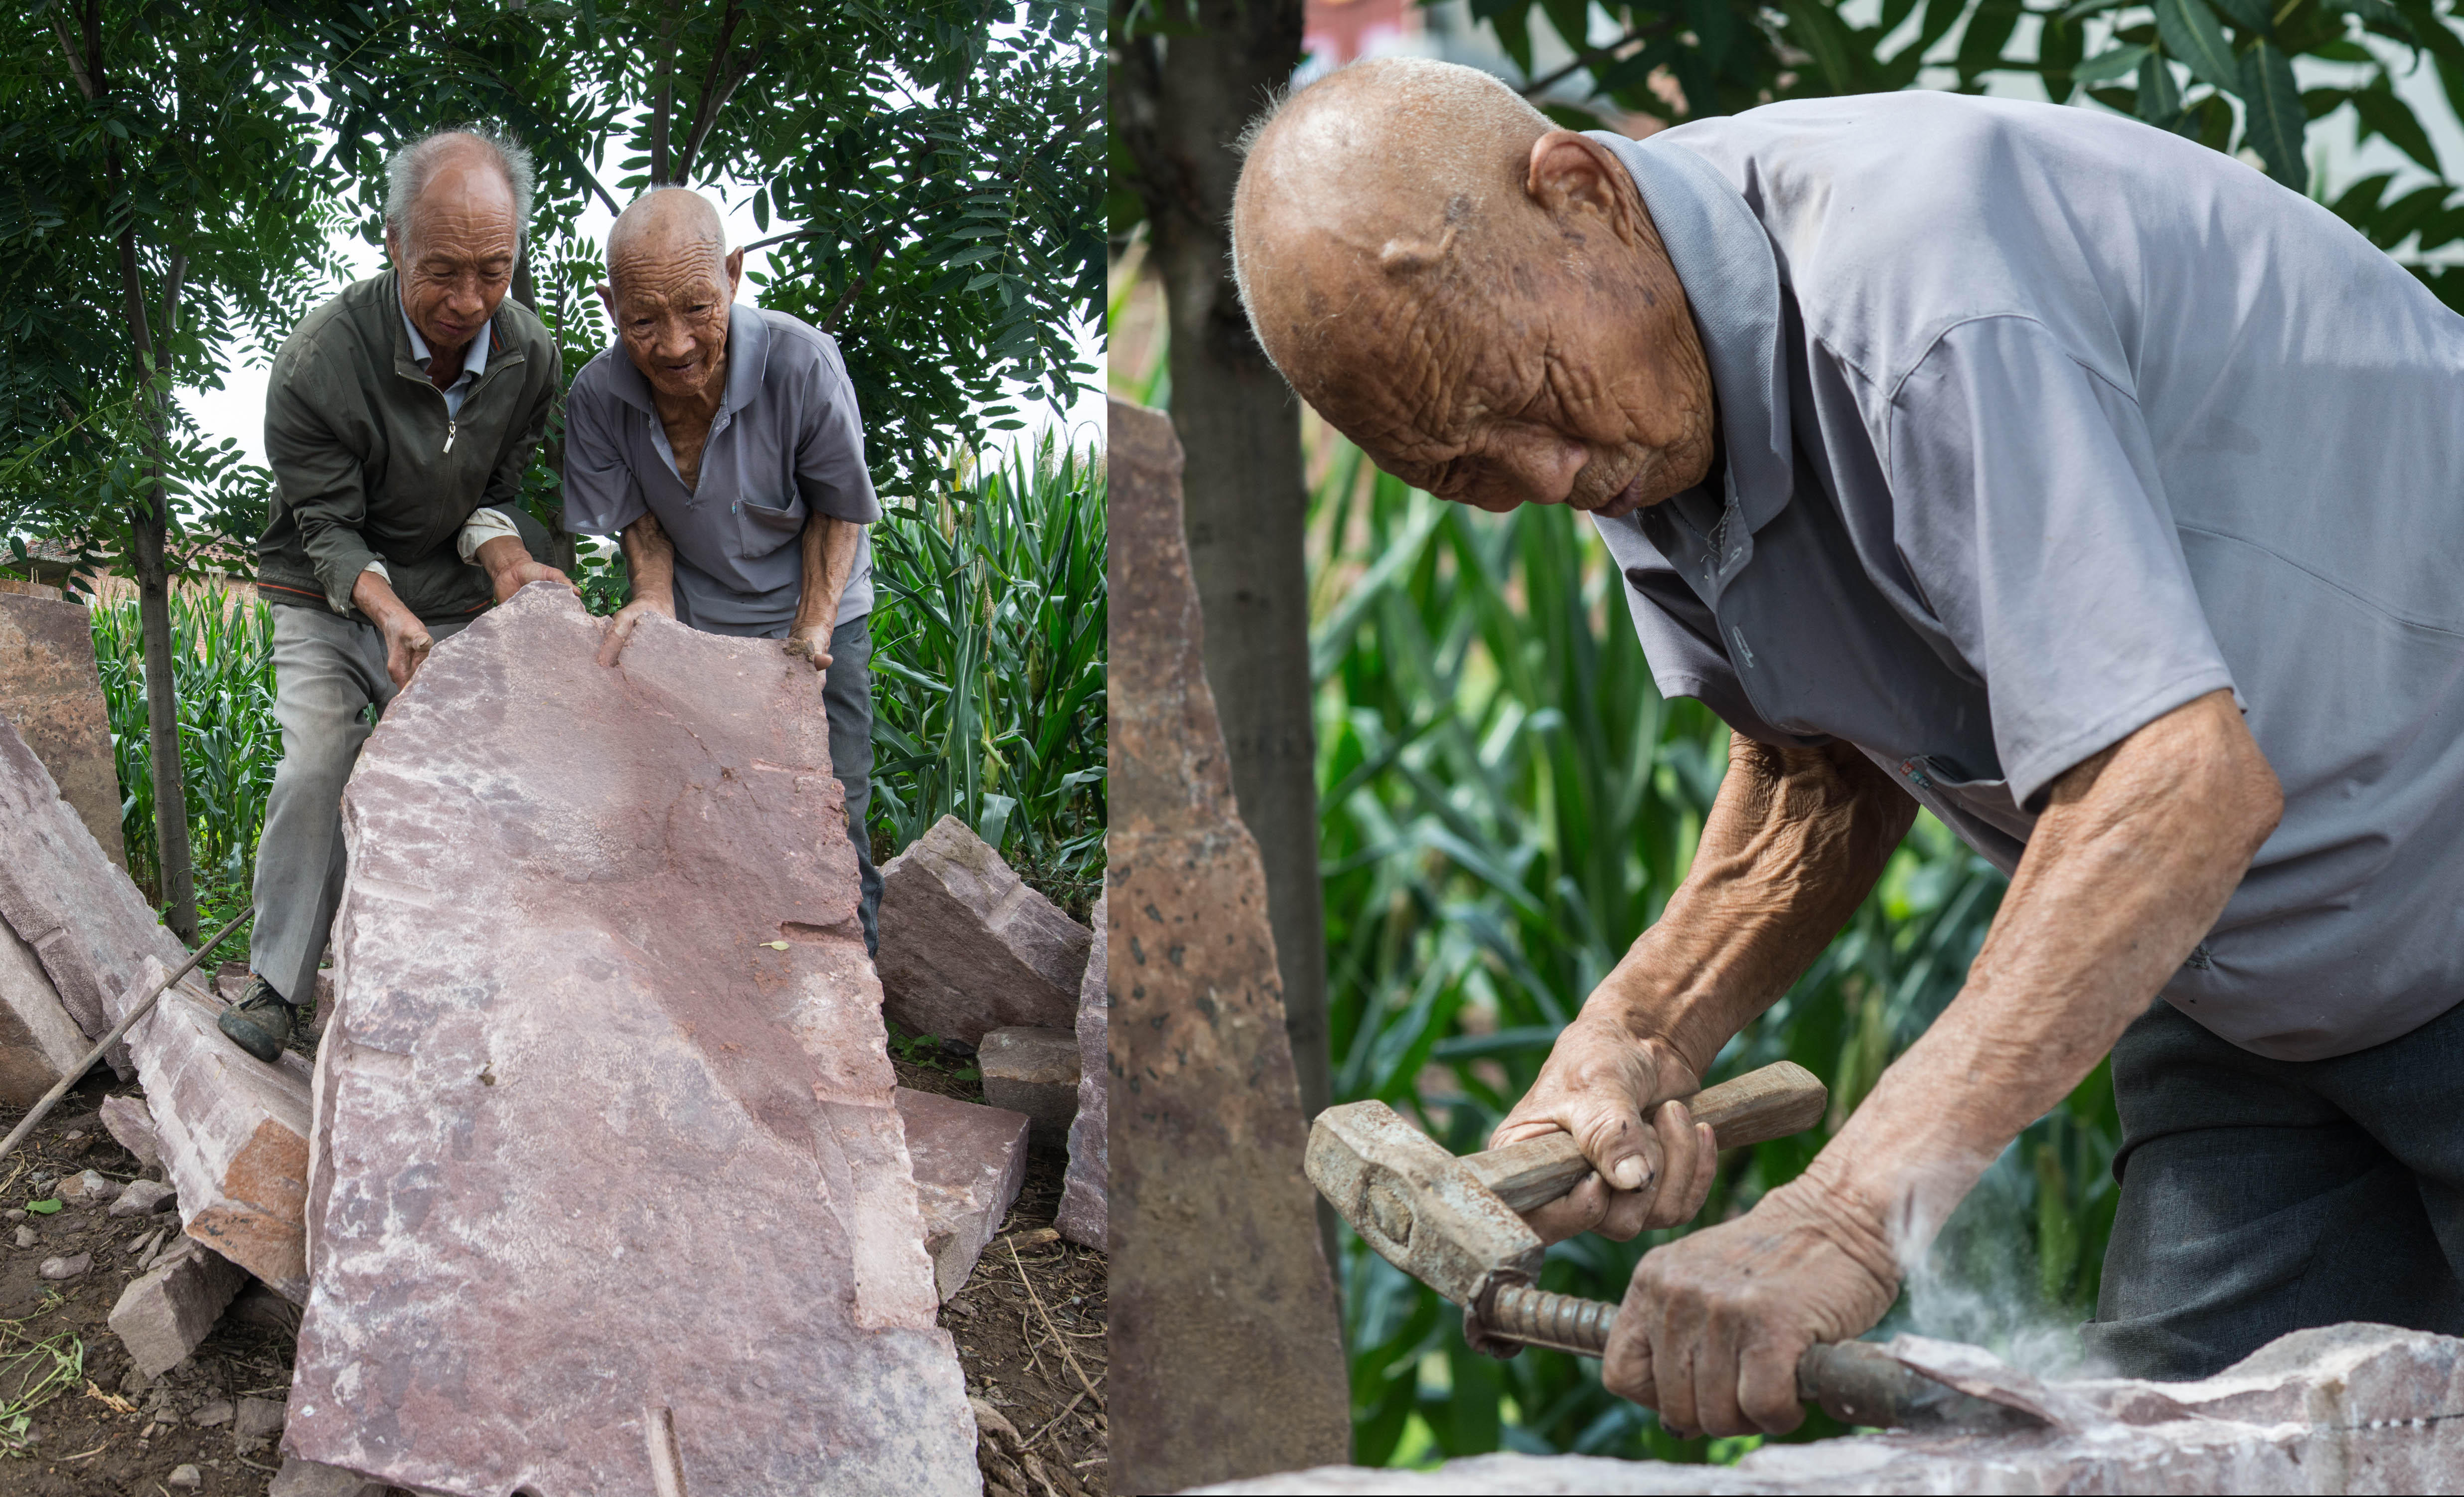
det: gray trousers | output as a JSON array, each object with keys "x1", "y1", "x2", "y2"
[
  {"x1": 248, "y1": 605, "x2": 469, "y2": 1007},
  {"x1": 2084, "y1": 996, "x2": 2464, "y2": 1380},
  {"x1": 250, "y1": 607, "x2": 882, "y2": 1005}
]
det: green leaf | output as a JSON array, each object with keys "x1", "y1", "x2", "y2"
[
  {"x1": 24, "y1": 1200, "x2": 59, "y2": 1215},
  {"x1": 2351, "y1": 87, "x2": 2442, "y2": 172},
  {"x1": 2138, "y1": 52, "x2": 2187, "y2": 126},
  {"x1": 1781, "y1": 0, "x2": 1863, "y2": 90},
  {"x1": 1956, "y1": 0, "x2": 2026, "y2": 76},
  {"x1": 2158, "y1": 0, "x2": 2243, "y2": 93},
  {"x1": 2075, "y1": 41, "x2": 2156, "y2": 80},
  {"x1": 2330, "y1": 170, "x2": 2396, "y2": 225},
  {"x1": 2238, "y1": 40, "x2": 2310, "y2": 192},
  {"x1": 2322, "y1": 0, "x2": 2412, "y2": 35},
  {"x1": 2206, "y1": 0, "x2": 2274, "y2": 31}
]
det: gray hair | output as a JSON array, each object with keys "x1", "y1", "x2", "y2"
[{"x1": 383, "y1": 126, "x2": 536, "y2": 248}]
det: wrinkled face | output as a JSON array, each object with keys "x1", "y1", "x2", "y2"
[
  {"x1": 386, "y1": 157, "x2": 518, "y2": 355},
  {"x1": 1245, "y1": 131, "x2": 1715, "y2": 517},
  {"x1": 605, "y1": 243, "x2": 742, "y2": 403}
]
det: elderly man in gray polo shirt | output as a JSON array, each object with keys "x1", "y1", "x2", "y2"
[
  {"x1": 1235, "y1": 58, "x2": 2464, "y2": 1426},
  {"x1": 566, "y1": 188, "x2": 884, "y2": 951}
]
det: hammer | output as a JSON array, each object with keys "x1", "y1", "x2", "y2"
[{"x1": 1308, "y1": 1061, "x2": 2021, "y2": 1429}]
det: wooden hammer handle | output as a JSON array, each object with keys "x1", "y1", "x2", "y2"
[{"x1": 1467, "y1": 1060, "x2": 1827, "y2": 1214}]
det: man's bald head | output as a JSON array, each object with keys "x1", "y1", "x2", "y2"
[
  {"x1": 608, "y1": 186, "x2": 729, "y2": 289},
  {"x1": 600, "y1": 188, "x2": 745, "y2": 406},
  {"x1": 1231, "y1": 58, "x2": 1714, "y2": 517}
]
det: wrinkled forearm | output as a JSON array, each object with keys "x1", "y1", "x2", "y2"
[
  {"x1": 619, "y1": 513, "x2": 677, "y2": 610},
  {"x1": 793, "y1": 514, "x2": 864, "y2": 631},
  {"x1": 1801, "y1": 690, "x2": 2281, "y2": 1264},
  {"x1": 1592, "y1": 736, "x2": 1915, "y2": 1077}
]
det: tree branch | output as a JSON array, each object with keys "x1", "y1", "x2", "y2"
[
  {"x1": 1519, "y1": 15, "x2": 1683, "y2": 101},
  {"x1": 822, "y1": 234, "x2": 890, "y2": 334},
  {"x1": 50, "y1": 10, "x2": 98, "y2": 99},
  {"x1": 672, "y1": 0, "x2": 748, "y2": 184},
  {"x1": 649, "y1": 0, "x2": 681, "y2": 183}
]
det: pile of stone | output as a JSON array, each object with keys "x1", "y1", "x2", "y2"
[
  {"x1": 1193, "y1": 1324, "x2": 2464, "y2": 1495},
  {"x1": 0, "y1": 585, "x2": 1108, "y2": 1494}
]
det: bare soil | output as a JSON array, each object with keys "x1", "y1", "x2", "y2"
[{"x1": 0, "y1": 1047, "x2": 1105, "y2": 1496}]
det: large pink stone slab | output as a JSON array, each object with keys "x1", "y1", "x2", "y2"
[
  {"x1": 288, "y1": 584, "x2": 975, "y2": 1496},
  {"x1": 897, "y1": 1087, "x2": 1030, "y2": 1302},
  {"x1": 0, "y1": 591, "x2": 127, "y2": 868},
  {"x1": 876, "y1": 814, "x2": 1093, "y2": 1044},
  {"x1": 0, "y1": 708, "x2": 181, "y2": 1072},
  {"x1": 1058, "y1": 891, "x2": 1106, "y2": 1250},
  {"x1": 1191, "y1": 1325, "x2": 2464, "y2": 1495},
  {"x1": 128, "y1": 957, "x2": 313, "y2": 1302}
]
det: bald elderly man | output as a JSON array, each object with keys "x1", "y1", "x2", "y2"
[
  {"x1": 230, "y1": 127, "x2": 569, "y2": 1062},
  {"x1": 565, "y1": 188, "x2": 883, "y2": 952},
  {"x1": 1235, "y1": 59, "x2": 2464, "y2": 1429}
]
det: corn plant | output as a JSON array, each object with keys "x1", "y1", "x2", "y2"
[
  {"x1": 868, "y1": 434, "x2": 1106, "y2": 918},
  {"x1": 1311, "y1": 436, "x2": 2121, "y2": 1468},
  {"x1": 90, "y1": 591, "x2": 280, "y2": 967}
]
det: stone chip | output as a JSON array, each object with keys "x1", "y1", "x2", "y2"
[
  {"x1": 979, "y1": 1025, "x2": 1080, "y2": 1144},
  {"x1": 876, "y1": 814, "x2": 1092, "y2": 1044}
]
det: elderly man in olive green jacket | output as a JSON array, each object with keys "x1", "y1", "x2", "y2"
[{"x1": 227, "y1": 127, "x2": 570, "y2": 1062}]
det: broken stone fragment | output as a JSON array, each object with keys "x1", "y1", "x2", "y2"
[
  {"x1": 0, "y1": 709, "x2": 187, "y2": 1075},
  {"x1": 122, "y1": 958, "x2": 311, "y2": 1303},
  {"x1": 167, "y1": 1464, "x2": 202, "y2": 1490},
  {"x1": 55, "y1": 1168, "x2": 117, "y2": 1204},
  {"x1": 0, "y1": 592, "x2": 127, "y2": 868},
  {"x1": 189, "y1": 1398, "x2": 234, "y2": 1428},
  {"x1": 235, "y1": 1395, "x2": 285, "y2": 1439},
  {"x1": 38, "y1": 1252, "x2": 89, "y2": 1279},
  {"x1": 0, "y1": 912, "x2": 96, "y2": 1108},
  {"x1": 1108, "y1": 399, "x2": 1354, "y2": 1493},
  {"x1": 978, "y1": 1026, "x2": 1080, "y2": 1144},
  {"x1": 876, "y1": 814, "x2": 1093, "y2": 1045},
  {"x1": 268, "y1": 1458, "x2": 384, "y2": 1497},
  {"x1": 99, "y1": 1093, "x2": 161, "y2": 1168},
  {"x1": 108, "y1": 1235, "x2": 244, "y2": 1378},
  {"x1": 290, "y1": 584, "x2": 975, "y2": 1494},
  {"x1": 1057, "y1": 893, "x2": 1106, "y2": 1251},
  {"x1": 108, "y1": 1179, "x2": 176, "y2": 1217},
  {"x1": 11, "y1": 1226, "x2": 32, "y2": 1249},
  {"x1": 897, "y1": 1086, "x2": 1030, "y2": 1302}
]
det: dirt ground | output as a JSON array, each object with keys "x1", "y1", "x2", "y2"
[{"x1": 0, "y1": 1040, "x2": 1105, "y2": 1496}]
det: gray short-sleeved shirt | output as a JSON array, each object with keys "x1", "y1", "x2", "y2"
[
  {"x1": 563, "y1": 306, "x2": 879, "y2": 632},
  {"x1": 1589, "y1": 94, "x2": 2464, "y2": 1062}
]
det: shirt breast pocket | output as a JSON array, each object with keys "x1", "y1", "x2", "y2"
[{"x1": 732, "y1": 497, "x2": 806, "y2": 560}]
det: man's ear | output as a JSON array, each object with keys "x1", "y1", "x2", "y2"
[
  {"x1": 1527, "y1": 130, "x2": 1636, "y2": 238},
  {"x1": 596, "y1": 283, "x2": 616, "y2": 322},
  {"x1": 384, "y1": 224, "x2": 404, "y2": 272},
  {"x1": 724, "y1": 245, "x2": 744, "y2": 299}
]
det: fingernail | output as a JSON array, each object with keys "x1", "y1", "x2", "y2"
[{"x1": 1610, "y1": 1157, "x2": 1647, "y2": 1191}]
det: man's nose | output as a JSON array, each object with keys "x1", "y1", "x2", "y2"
[{"x1": 1507, "y1": 433, "x2": 1590, "y2": 507}]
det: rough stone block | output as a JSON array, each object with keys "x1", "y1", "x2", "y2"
[
  {"x1": 0, "y1": 592, "x2": 126, "y2": 868},
  {"x1": 123, "y1": 958, "x2": 312, "y2": 1302},
  {"x1": 1193, "y1": 1324, "x2": 2464, "y2": 1494},
  {"x1": 109, "y1": 1179, "x2": 177, "y2": 1217},
  {"x1": 290, "y1": 584, "x2": 974, "y2": 1496},
  {"x1": 1109, "y1": 400, "x2": 1353, "y2": 1494},
  {"x1": 897, "y1": 1087, "x2": 1030, "y2": 1302},
  {"x1": 1058, "y1": 892, "x2": 1106, "y2": 1250},
  {"x1": 876, "y1": 815, "x2": 1092, "y2": 1045},
  {"x1": 0, "y1": 911, "x2": 96, "y2": 1108},
  {"x1": 0, "y1": 709, "x2": 185, "y2": 1073},
  {"x1": 978, "y1": 1026, "x2": 1080, "y2": 1144},
  {"x1": 100, "y1": 1093, "x2": 162, "y2": 1168},
  {"x1": 109, "y1": 1234, "x2": 245, "y2": 1378}
]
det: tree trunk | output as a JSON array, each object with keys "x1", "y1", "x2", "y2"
[
  {"x1": 1114, "y1": 0, "x2": 1332, "y2": 1130},
  {"x1": 131, "y1": 498, "x2": 197, "y2": 941},
  {"x1": 508, "y1": 255, "x2": 579, "y2": 575}
]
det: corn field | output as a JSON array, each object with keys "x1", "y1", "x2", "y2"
[
  {"x1": 1308, "y1": 435, "x2": 2124, "y2": 1468},
  {"x1": 85, "y1": 439, "x2": 1107, "y2": 958}
]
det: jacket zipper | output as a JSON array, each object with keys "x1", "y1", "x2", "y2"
[{"x1": 443, "y1": 418, "x2": 457, "y2": 454}]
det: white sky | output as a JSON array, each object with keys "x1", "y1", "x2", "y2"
[{"x1": 182, "y1": 177, "x2": 1103, "y2": 473}]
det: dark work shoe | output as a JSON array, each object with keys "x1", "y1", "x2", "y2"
[{"x1": 216, "y1": 978, "x2": 297, "y2": 1064}]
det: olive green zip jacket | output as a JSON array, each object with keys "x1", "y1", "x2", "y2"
[{"x1": 255, "y1": 271, "x2": 557, "y2": 623}]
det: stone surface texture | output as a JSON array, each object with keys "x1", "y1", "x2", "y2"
[
  {"x1": 125, "y1": 958, "x2": 313, "y2": 1302},
  {"x1": 1109, "y1": 400, "x2": 1353, "y2": 1494},
  {"x1": 0, "y1": 911, "x2": 95, "y2": 1108},
  {"x1": 979, "y1": 1025, "x2": 1081, "y2": 1142},
  {"x1": 876, "y1": 814, "x2": 1092, "y2": 1044},
  {"x1": 100, "y1": 1093, "x2": 163, "y2": 1168},
  {"x1": 897, "y1": 1087, "x2": 1032, "y2": 1302},
  {"x1": 0, "y1": 592, "x2": 127, "y2": 867},
  {"x1": 269, "y1": 1459, "x2": 384, "y2": 1497},
  {"x1": 1190, "y1": 1325, "x2": 2464, "y2": 1495},
  {"x1": 0, "y1": 709, "x2": 183, "y2": 1073},
  {"x1": 109, "y1": 1235, "x2": 246, "y2": 1377},
  {"x1": 1058, "y1": 891, "x2": 1106, "y2": 1250},
  {"x1": 289, "y1": 584, "x2": 974, "y2": 1496}
]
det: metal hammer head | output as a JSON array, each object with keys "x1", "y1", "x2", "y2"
[{"x1": 1307, "y1": 1100, "x2": 1544, "y2": 1307}]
